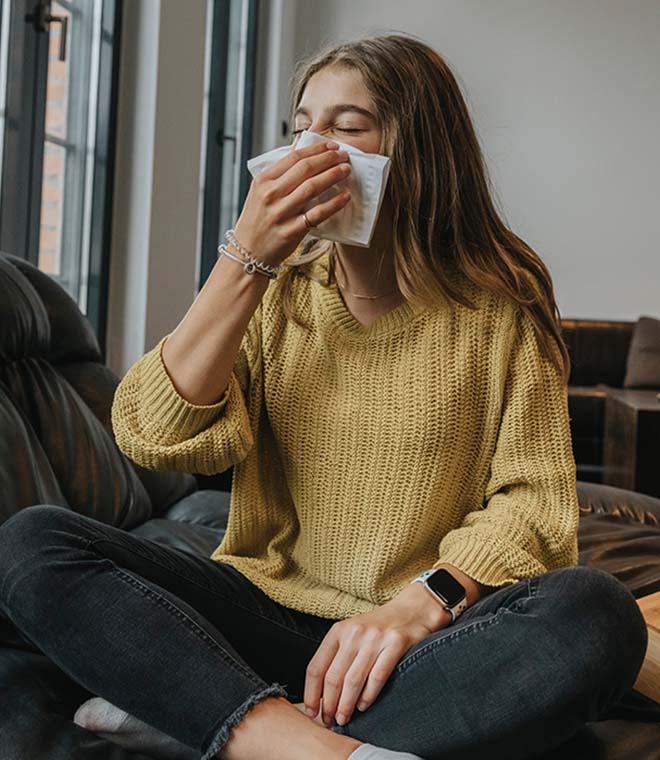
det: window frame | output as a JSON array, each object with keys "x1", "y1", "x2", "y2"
[
  {"x1": 0, "y1": 0, "x2": 122, "y2": 359},
  {"x1": 198, "y1": 0, "x2": 259, "y2": 290}
]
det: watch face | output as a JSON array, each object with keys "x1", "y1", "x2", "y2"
[{"x1": 426, "y1": 569, "x2": 466, "y2": 606}]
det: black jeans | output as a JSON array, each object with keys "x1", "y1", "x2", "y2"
[{"x1": 0, "y1": 504, "x2": 649, "y2": 760}]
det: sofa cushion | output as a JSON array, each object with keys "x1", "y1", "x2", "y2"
[
  {"x1": 129, "y1": 489, "x2": 230, "y2": 556},
  {"x1": 624, "y1": 316, "x2": 660, "y2": 389},
  {"x1": 0, "y1": 252, "x2": 196, "y2": 527},
  {"x1": 577, "y1": 482, "x2": 660, "y2": 598}
]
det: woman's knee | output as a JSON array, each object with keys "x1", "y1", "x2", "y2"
[
  {"x1": 1, "y1": 504, "x2": 73, "y2": 544},
  {"x1": 0, "y1": 505, "x2": 88, "y2": 612},
  {"x1": 542, "y1": 565, "x2": 648, "y2": 686},
  {"x1": 552, "y1": 565, "x2": 645, "y2": 629},
  {"x1": 0, "y1": 505, "x2": 81, "y2": 571}
]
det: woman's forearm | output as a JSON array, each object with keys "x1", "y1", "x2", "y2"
[{"x1": 160, "y1": 252, "x2": 271, "y2": 406}]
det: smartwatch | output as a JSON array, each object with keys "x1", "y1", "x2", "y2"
[{"x1": 410, "y1": 568, "x2": 468, "y2": 623}]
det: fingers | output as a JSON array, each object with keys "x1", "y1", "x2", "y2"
[
  {"x1": 248, "y1": 141, "x2": 352, "y2": 243},
  {"x1": 289, "y1": 188, "x2": 352, "y2": 236},
  {"x1": 276, "y1": 148, "x2": 351, "y2": 200},
  {"x1": 234, "y1": 140, "x2": 351, "y2": 264},
  {"x1": 257, "y1": 139, "x2": 339, "y2": 182},
  {"x1": 322, "y1": 646, "x2": 378, "y2": 727},
  {"x1": 279, "y1": 162, "x2": 352, "y2": 228},
  {"x1": 303, "y1": 623, "x2": 398, "y2": 729},
  {"x1": 303, "y1": 632, "x2": 339, "y2": 721},
  {"x1": 349, "y1": 645, "x2": 402, "y2": 715}
]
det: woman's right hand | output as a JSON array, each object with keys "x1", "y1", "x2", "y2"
[{"x1": 231, "y1": 140, "x2": 352, "y2": 267}]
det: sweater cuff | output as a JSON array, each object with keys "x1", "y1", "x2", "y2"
[
  {"x1": 138, "y1": 335, "x2": 230, "y2": 441},
  {"x1": 432, "y1": 535, "x2": 519, "y2": 589}
]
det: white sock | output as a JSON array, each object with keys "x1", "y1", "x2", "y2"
[
  {"x1": 347, "y1": 742, "x2": 427, "y2": 760},
  {"x1": 73, "y1": 697, "x2": 199, "y2": 759}
]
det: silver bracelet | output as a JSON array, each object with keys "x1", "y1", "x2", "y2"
[
  {"x1": 225, "y1": 229, "x2": 252, "y2": 259},
  {"x1": 224, "y1": 228, "x2": 286, "y2": 279},
  {"x1": 217, "y1": 244, "x2": 277, "y2": 279}
]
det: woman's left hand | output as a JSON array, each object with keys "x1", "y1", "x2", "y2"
[{"x1": 302, "y1": 587, "x2": 451, "y2": 728}]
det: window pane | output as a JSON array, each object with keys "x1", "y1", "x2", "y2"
[
  {"x1": 217, "y1": 0, "x2": 249, "y2": 235},
  {"x1": 38, "y1": 140, "x2": 66, "y2": 276},
  {"x1": 44, "y1": 1, "x2": 71, "y2": 140},
  {"x1": 0, "y1": 0, "x2": 118, "y2": 350},
  {"x1": 37, "y1": 0, "x2": 102, "y2": 309}
]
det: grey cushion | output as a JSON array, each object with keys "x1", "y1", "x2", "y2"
[{"x1": 623, "y1": 316, "x2": 660, "y2": 389}]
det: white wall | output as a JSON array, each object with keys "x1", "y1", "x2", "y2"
[
  {"x1": 106, "y1": 0, "x2": 659, "y2": 376},
  {"x1": 106, "y1": 0, "x2": 208, "y2": 377},
  {"x1": 293, "y1": 0, "x2": 660, "y2": 321},
  {"x1": 106, "y1": 0, "x2": 292, "y2": 376}
]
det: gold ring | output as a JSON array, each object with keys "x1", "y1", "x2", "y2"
[{"x1": 302, "y1": 211, "x2": 313, "y2": 229}]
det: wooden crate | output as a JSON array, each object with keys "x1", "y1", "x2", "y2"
[{"x1": 633, "y1": 590, "x2": 660, "y2": 703}]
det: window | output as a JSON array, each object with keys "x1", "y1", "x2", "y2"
[
  {"x1": 0, "y1": 0, "x2": 121, "y2": 354},
  {"x1": 198, "y1": 0, "x2": 259, "y2": 289},
  {"x1": 194, "y1": 0, "x2": 259, "y2": 493}
]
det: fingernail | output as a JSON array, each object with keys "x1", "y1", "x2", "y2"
[
  {"x1": 357, "y1": 702, "x2": 367, "y2": 711},
  {"x1": 305, "y1": 706, "x2": 315, "y2": 717},
  {"x1": 326, "y1": 141, "x2": 339, "y2": 148},
  {"x1": 336, "y1": 713, "x2": 347, "y2": 725}
]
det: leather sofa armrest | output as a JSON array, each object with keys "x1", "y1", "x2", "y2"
[
  {"x1": 161, "y1": 489, "x2": 231, "y2": 530},
  {"x1": 577, "y1": 480, "x2": 660, "y2": 527}
]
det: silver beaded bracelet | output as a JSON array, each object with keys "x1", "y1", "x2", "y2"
[
  {"x1": 224, "y1": 229, "x2": 252, "y2": 259},
  {"x1": 217, "y1": 244, "x2": 277, "y2": 279},
  {"x1": 222, "y1": 228, "x2": 286, "y2": 279}
]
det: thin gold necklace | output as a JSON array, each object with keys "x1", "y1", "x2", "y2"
[{"x1": 334, "y1": 253, "x2": 400, "y2": 300}]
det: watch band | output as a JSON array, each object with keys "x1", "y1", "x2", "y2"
[{"x1": 411, "y1": 568, "x2": 468, "y2": 623}]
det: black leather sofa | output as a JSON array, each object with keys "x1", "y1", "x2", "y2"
[{"x1": 0, "y1": 251, "x2": 659, "y2": 759}]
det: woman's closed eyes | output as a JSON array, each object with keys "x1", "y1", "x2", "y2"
[{"x1": 291, "y1": 128, "x2": 365, "y2": 136}]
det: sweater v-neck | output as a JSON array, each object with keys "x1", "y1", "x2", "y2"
[
  {"x1": 316, "y1": 280, "x2": 420, "y2": 339},
  {"x1": 308, "y1": 252, "x2": 423, "y2": 340}
]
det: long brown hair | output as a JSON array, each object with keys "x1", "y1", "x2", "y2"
[{"x1": 275, "y1": 33, "x2": 570, "y2": 384}]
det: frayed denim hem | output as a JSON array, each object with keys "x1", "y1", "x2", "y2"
[{"x1": 200, "y1": 682, "x2": 289, "y2": 759}]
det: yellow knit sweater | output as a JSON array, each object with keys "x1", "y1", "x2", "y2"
[{"x1": 110, "y1": 252, "x2": 579, "y2": 620}]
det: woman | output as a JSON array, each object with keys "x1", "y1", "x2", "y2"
[{"x1": 0, "y1": 33, "x2": 647, "y2": 760}]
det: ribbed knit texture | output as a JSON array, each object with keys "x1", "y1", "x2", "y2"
[{"x1": 110, "y1": 252, "x2": 580, "y2": 620}]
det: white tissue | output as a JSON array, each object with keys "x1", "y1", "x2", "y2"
[{"x1": 246, "y1": 130, "x2": 391, "y2": 248}]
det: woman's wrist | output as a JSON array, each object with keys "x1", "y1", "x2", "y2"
[
  {"x1": 389, "y1": 581, "x2": 451, "y2": 631},
  {"x1": 213, "y1": 246, "x2": 273, "y2": 292},
  {"x1": 391, "y1": 563, "x2": 496, "y2": 632},
  {"x1": 432, "y1": 563, "x2": 495, "y2": 608}
]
